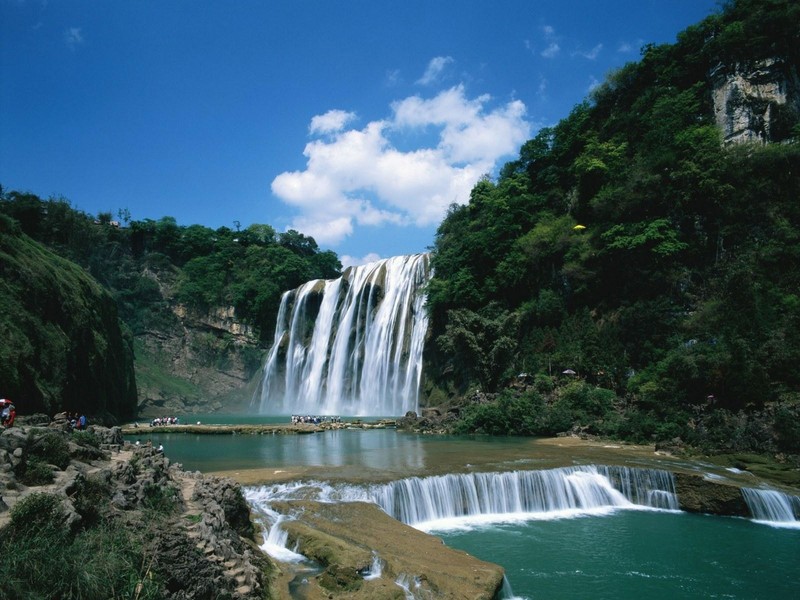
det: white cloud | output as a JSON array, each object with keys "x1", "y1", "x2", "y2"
[
  {"x1": 340, "y1": 253, "x2": 383, "y2": 269},
  {"x1": 576, "y1": 43, "x2": 603, "y2": 60},
  {"x1": 271, "y1": 85, "x2": 531, "y2": 246},
  {"x1": 617, "y1": 41, "x2": 633, "y2": 53},
  {"x1": 309, "y1": 110, "x2": 356, "y2": 135},
  {"x1": 385, "y1": 69, "x2": 402, "y2": 87},
  {"x1": 537, "y1": 76, "x2": 548, "y2": 100},
  {"x1": 64, "y1": 27, "x2": 83, "y2": 49},
  {"x1": 540, "y1": 25, "x2": 560, "y2": 58},
  {"x1": 416, "y1": 56, "x2": 454, "y2": 85},
  {"x1": 541, "y1": 42, "x2": 560, "y2": 58},
  {"x1": 587, "y1": 76, "x2": 601, "y2": 92}
]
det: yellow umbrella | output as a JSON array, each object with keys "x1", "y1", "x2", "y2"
[{"x1": 573, "y1": 224, "x2": 586, "y2": 230}]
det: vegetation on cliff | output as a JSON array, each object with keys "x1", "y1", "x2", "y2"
[
  {"x1": 0, "y1": 214, "x2": 137, "y2": 420},
  {"x1": 425, "y1": 0, "x2": 800, "y2": 453}
]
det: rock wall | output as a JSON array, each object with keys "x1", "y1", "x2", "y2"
[
  {"x1": 711, "y1": 57, "x2": 800, "y2": 145},
  {"x1": 136, "y1": 262, "x2": 264, "y2": 416}
]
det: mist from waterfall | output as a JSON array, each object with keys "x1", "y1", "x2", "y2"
[{"x1": 256, "y1": 253, "x2": 430, "y2": 416}]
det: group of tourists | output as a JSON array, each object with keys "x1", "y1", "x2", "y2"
[
  {"x1": 291, "y1": 414, "x2": 341, "y2": 425},
  {"x1": 68, "y1": 412, "x2": 88, "y2": 430},
  {"x1": 1, "y1": 399, "x2": 16, "y2": 428},
  {"x1": 150, "y1": 416, "x2": 180, "y2": 427}
]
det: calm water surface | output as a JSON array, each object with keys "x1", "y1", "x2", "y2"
[{"x1": 128, "y1": 426, "x2": 680, "y2": 481}]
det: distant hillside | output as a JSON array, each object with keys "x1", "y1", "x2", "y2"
[
  {"x1": 0, "y1": 214, "x2": 137, "y2": 421},
  {"x1": 424, "y1": 0, "x2": 800, "y2": 454}
]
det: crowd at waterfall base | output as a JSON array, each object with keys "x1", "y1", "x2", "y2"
[{"x1": 291, "y1": 415, "x2": 342, "y2": 425}]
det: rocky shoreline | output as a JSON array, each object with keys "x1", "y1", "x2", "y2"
[{"x1": 0, "y1": 423, "x2": 275, "y2": 598}]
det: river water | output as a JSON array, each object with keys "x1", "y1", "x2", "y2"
[{"x1": 135, "y1": 425, "x2": 799, "y2": 599}]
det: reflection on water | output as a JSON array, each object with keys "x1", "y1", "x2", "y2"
[
  {"x1": 128, "y1": 427, "x2": 753, "y2": 485},
  {"x1": 130, "y1": 429, "x2": 430, "y2": 475}
]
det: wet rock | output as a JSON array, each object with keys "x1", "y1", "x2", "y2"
[{"x1": 674, "y1": 472, "x2": 749, "y2": 516}]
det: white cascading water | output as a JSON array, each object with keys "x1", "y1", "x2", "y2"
[
  {"x1": 245, "y1": 465, "x2": 679, "y2": 542},
  {"x1": 741, "y1": 487, "x2": 800, "y2": 527},
  {"x1": 257, "y1": 253, "x2": 431, "y2": 416},
  {"x1": 362, "y1": 551, "x2": 383, "y2": 581},
  {"x1": 356, "y1": 465, "x2": 678, "y2": 527}
]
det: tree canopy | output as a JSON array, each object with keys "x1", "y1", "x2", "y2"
[{"x1": 426, "y1": 0, "x2": 800, "y2": 451}]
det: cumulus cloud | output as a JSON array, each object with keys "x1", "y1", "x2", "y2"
[
  {"x1": 416, "y1": 56, "x2": 454, "y2": 85},
  {"x1": 309, "y1": 109, "x2": 357, "y2": 135},
  {"x1": 271, "y1": 85, "x2": 531, "y2": 246},
  {"x1": 64, "y1": 27, "x2": 83, "y2": 49}
]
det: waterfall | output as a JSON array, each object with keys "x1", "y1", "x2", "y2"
[
  {"x1": 245, "y1": 486, "x2": 306, "y2": 562},
  {"x1": 245, "y1": 465, "x2": 679, "y2": 534},
  {"x1": 358, "y1": 465, "x2": 678, "y2": 527},
  {"x1": 257, "y1": 253, "x2": 431, "y2": 416},
  {"x1": 361, "y1": 551, "x2": 383, "y2": 581},
  {"x1": 741, "y1": 487, "x2": 800, "y2": 527}
]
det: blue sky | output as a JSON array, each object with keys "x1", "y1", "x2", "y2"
[{"x1": 1, "y1": 0, "x2": 719, "y2": 267}]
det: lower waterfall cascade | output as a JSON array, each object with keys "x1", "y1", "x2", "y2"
[
  {"x1": 256, "y1": 253, "x2": 430, "y2": 416},
  {"x1": 741, "y1": 487, "x2": 800, "y2": 526},
  {"x1": 245, "y1": 465, "x2": 680, "y2": 543}
]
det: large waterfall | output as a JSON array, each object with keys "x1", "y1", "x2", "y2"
[{"x1": 256, "y1": 253, "x2": 431, "y2": 416}]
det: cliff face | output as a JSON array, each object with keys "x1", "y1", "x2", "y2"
[
  {"x1": 135, "y1": 299, "x2": 264, "y2": 416},
  {"x1": 711, "y1": 57, "x2": 800, "y2": 144},
  {"x1": 0, "y1": 216, "x2": 138, "y2": 421}
]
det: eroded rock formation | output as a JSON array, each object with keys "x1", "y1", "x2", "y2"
[{"x1": 711, "y1": 57, "x2": 800, "y2": 145}]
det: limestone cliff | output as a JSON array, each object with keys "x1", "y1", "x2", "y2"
[
  {"x1": 135, "y1": 266, "x2": 265, "y2": 416},
  {"x1": 711, "y1": 57, "x2": 800, "y2": 145}
]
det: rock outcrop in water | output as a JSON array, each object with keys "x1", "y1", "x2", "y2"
[
  {"x1": 673, "y1": 472, "x2": 750, "y2": 516},
  {"x1": 273, "y1": 499, "x2": 505, "y2": 599}
]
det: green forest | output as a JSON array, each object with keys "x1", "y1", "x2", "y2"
[
  {"x1": 424, "y1": 0, "x2": 800, "y2": 457},
  {"x1": 2, "y1": 0, "x2": 799, "y2": 461}
]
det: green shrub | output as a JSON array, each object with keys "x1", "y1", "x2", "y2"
[
  {"x1": 7, "y1": 492, "x2": 65, "y2": 537},
  {"x1": 0, "y1": 493, "x2": 162, "y2": 599},
  {"x1": 17, "y1": 457, "x2": 55, "y2": 486},
  {"x1": 142, "y1": 483, "x2": 179, "y2": 514},
  {"x1": 72, "y1": 429, "x2": 101, "y2": 448},
  {"x1": 70, "y1": 475, "x2": 111, "y2": 525},
  {"x1": 31, "y1": 431, "x2": 71, "y2": 469}
]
